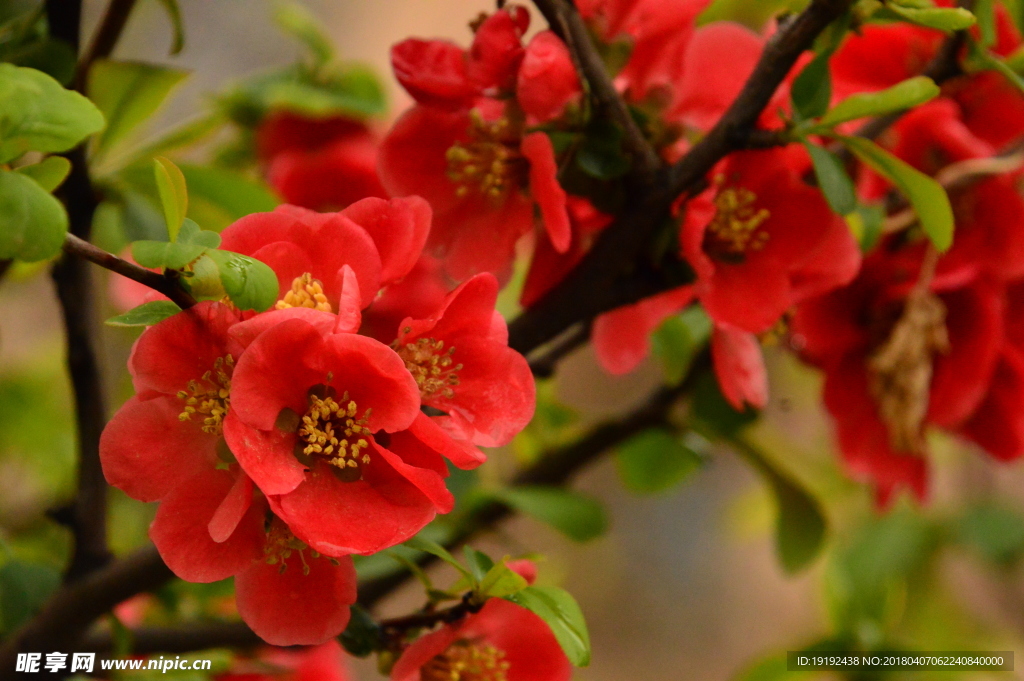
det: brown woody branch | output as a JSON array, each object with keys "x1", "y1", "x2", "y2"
[
  {"x1": 64, "y1": 234, "x2": 198, "y2": 309},
  {"x1": 531, "y1": 0, "x2": 661, "y2": 177}
]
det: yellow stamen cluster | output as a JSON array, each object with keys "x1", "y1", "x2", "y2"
[
  {"x1": 263, "y1": 521, "x2": 319, "y2": 575},
  {"x1": 298, "y1": 392, "x2": 372, "y2": 470},
  {"x1": 446, "y1": 111, "x2": 525, "y2": 201},
  {"x1": 707, "y1": 184, "x2": 771, "y2": 254},
  {"x1": 397, "y1": 337, "x2": 462, "y2": 399},
  {"x1": 177, "y1": 355, "x2": 234, "y2": 434},
  {"x1": 276, "y1": 273, "x2": 332, "y2": 312},
  {"x1": 422, "y1": 642, "x2": 510, "y2": 681}
]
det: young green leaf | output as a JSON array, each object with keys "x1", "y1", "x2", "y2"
[
  {"x1": 955, "y1": 504, "x2": 1024, "y2": 565},
  {"x1": 506, "y1": 586, "x2": 591, "y2": 667},
  {"x1": 463, "y1": 546, "x2": 495, "y2": 582},
  {"x1": 0, "y1": 169, "x2": 69, "y2": 262},
  {"x1": 176, "y1": 218, "x2": 221, "y2": 249},
  {"x1": 339, "y1": 605, "x2": 382, "y2": 658},
  {"x1": 274, "y1": 2, "x2": 335, "y2": 66},
  {"x1": 791, "y1": 52, "x2": 833, "y2": 120},
  {"x1": 886, "y1": 3, "x2": 978, "y2": 31},
  {"x1": 403, "y1": 536, "x2": 473, "y2": 579},
  {"x1": 203, "y1": 249, "x2": 279, "y2": 311},
  {"x1": 105, "y1": 300, "x2": 182, "y2": 327},
  {"x1": 650, "y1": 306, "x2": 712, "y2": 385},
  {"x1": 153, "y1": 157, "x2": 188, "y2": 241},
  {"x1": 802, "y1": 141, "x2": 857, "y2": 216},
  {"x1": 0, "y1": 561, "x2": 60, "y2": 634},
  {"x1": 615, "y1": 428, "x2": 702, "y2": 494},
  {"x1": 817, "y1": 76, "x2": 940, "y2": 128},
  {"x1": 845, "y1": 203, "x2": 886, "y2": 252},
  {"x1": 0, "y1": 64, "x2": 105, "y2": 163},
  {"x1": 974, "y1": 0, "x2": 997, "y2": 47},
  {"x1": 179, "y1": 163, "x2": 280, "y2": 225},
  {"x1": 839, "y1": 135, "x2": 954, "y2": 251},
  {"x1": 478, "y1": 560, "x2": 529, "y2": 598},
  {"x1": 131, "y1": 240, "x2": 206, "y2": 270},
  {"x1": 87, "y1": 60, "x2": 188, "y2": 156},
  {"x1": 493, "y1": 487, "x2": 608, "y2": 542},
  {"x1": 155, "y1": 0, "x2": 186, "y2": 54},
  {"x1": 14, "y1": 155, "x2": 71, "y2": 193}
]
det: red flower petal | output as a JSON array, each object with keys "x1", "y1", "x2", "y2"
[
  {"x1": 99, "y1": 394, "x2": 220, "y2": 502},
  {"x1": 405, "y1": 412, "x2": 486, "y2": 470},
  {"x1": 711, "y1": 323, "x2": 768, "y2": 410},
  {"x1": 235, "y1": 552, "x2": 357, "y2": 646},
  {"x1": 592, "y1": 286, "x2": 695, "y2": 374},
  {"x1": 467, "y1": 9, "x2": 527, "y2": 93},
  {"x1": 341, "y1": 196, "x2": 432, "y2": 285},
  {"x1": 391, "y1": 39, "x2": 476, "y2": 108},
  {"x1": 223, "y1": 412, "x2": 307, "y2": 496},
  {"x1": 517, "y1": 31, "x2": 581, "y2": 123},
  {"x1": 522, "y1": 132, "x2": 571, "y2": 253},
  {"x1": 150, "y1": 467, "x2": 265, "y2": 583},
  {"x1": 208, "y1": 471, "x2": 255, "y2": 543}
]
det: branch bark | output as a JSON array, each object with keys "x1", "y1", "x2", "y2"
[
  {"x1": 64, "y1": 234, "x2": 197, "y2": 309},
  {"x1": 508, "y1": 0, "x2": 856, "y2": 357}
]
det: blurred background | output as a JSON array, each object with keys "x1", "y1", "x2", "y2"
[{"x1": 3, "y1": 1, "x2": 1024, "y2": 679}]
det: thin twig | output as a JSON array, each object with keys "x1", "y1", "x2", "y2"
[
  {"x1": 528, "y1": 322, "x2": 591, "y2": 377},
  {"x1": 531, "y1": 0, "x2": 661, "y2": 177},
  {"x1": 73, "y1": 0, "x2": 139, "y2": 91},
  {"x1": 64, "y1": 234, "x2": 197, "y2": 309}
]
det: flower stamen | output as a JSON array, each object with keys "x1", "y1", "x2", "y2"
[
  {"x1": 446, "y1": 110, "x2": 526, "y2": 201},
  {"x1": 422, "y1": 641, "x2": 510, "y2": 681},
  {"x1": 276, "y1": 273, "x2": 332, "y2": 312},
  {"x1": 298, "y1": 391, "x2": 373, "y2": 474},
  {"x1": 177, "y1": 355, "x2": 234, "y2": 435},
  {"x1": 396, "y1": 337, "x2": 462, "y2": 400},
  {"x1": 705, "y1": 179, "x2": 771, "y2": 258}
]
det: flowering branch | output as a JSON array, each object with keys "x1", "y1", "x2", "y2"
[
  {"x1": 531, "y1": 0, "x2": 661, "y2": 177},
  {"x1": 508, "y1": 0, "x2": 856, "y2": 357},
  {"x1": 63, "y1": 234, "x2": 198, "y2": 309},
  {"x1": 56, "y1": 371, "x2": 697, "y2": 658}
]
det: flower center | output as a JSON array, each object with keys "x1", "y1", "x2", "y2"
[
  {"x1": 422, "y1": 641, "x2": 510, "y2": 681},
  {"x1": 446, "y1": 110, "x2": 526, "y2": 201},
  {"x1": 177, "y1": 355, "x2": 234, "y2": 435},
  {"x1": 276, "y1": 273, "x2": 332, "y2": 312},
  {"x1": 703, "y1": 182, "x2": 771, "y2": 261},
  {"x1": 262, "y1": 518, "x2": 339, "y2": 575},
  {"x1": 297, "y1": 390, "x2": 373, "y2": 475},
  {"x1": 396, "y1": 337, "x2": 462, "y2": 400}
]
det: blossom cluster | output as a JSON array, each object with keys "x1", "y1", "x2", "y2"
[{"x1": 100, "y1": 198, "x2": 535, "y2": 645}]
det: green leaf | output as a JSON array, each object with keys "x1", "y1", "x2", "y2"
[
  {"x1": 576, "y1": 120, "x2": 630, "y2": 180},
  {"x1": 887, "y1": 3, "x2": 978, "y2": 31},
  {"x1": 87, "y1": 60, "x2": 188, "y2": 156},
  {"x1": 650, "y1": 306, "x2": 712, "y2": 385},
  {"x1": 493, "y1": 487, "x2": 608, "y2": 542},
  {"x1": 14, "y1": 155, "x2": 71, "y2": 192},
  {"x1": 0, "y1": 560, "x2": 60, "y2": 633},
  {"x1": 506, "y1": 586, "x2": 591, "y2": 667},
  {"x1": 339, "y1": 605, "x2": 382, "y2": 658},
  {"x1": 968, "y1": 44, "x2": 1024, "y2": 93},
  {"x1": 402, "y1": 536, "x2": 473, "y2": 579},
  {"x1": 0, "y1": 63, "x2": 105, "y2": 163},
  {"x1": 690, "y1": 369, "x2": 759, "y2": 435},
  {"x1": 105, "y1": 300, "x2": 182, "y2": 327},
  {"x1": 839, "y1": 135, "x2": 954, "y2": 251},
  {"x1": 155, "y1": 0, "x2": 185, "y2": 54},
  {"x1": 802, "y1": 141, "x2": 856, "y2": 215},
  {"x1": 478, "y1": 560, "x2": 529, "y2": 598},
  {"x1": 0, "y1": 168, "x2": 68, "y2": 261},
  {"x1": 177, "y1": 218, "x2": 221, "y2": 248},
  {"x1": 955, "y1": 504, "x2": 1024, "y2": 565},
  {"x1": 123, "y1": 111, "x2": 227, "y2": 169},
  {"x1": 275, "y1": 2, "x2": 334, "y2": 66},
  {"x1": 791, "y1": 51, "x2": 833, "y2": 120},
  {"x1": 131, "y1": 240, "x2": 206, "y2": 270},
  {"x1": 817, "y1": 76, "x2": 940, "y2": 127},
  {"x1": 732, "y1": 438, "x2": 827, "y2": 574},
  {"x1": 153, "y1": 156, "x2": 188, "y2": 240},
  {"x1": 203, "y1": 249, "x2": 279, "y2": 311},
  {"x1": 975, "y1": 0, "x2": 998, "y2": 46},
  {"x1": 178, "y1": 163, "x2": 280, "y2": 227},
  {"x1": 463, "y1": 546, "x2": 494, "y2": 582},
  {"x1": 845, "y1": 203, "x2": 885, "y2": 252},
  {"x1": 615, "y1": 428, "x2": 702, "y2": 494},
  {"x1": 7, "y1": 38, "x2": 76, "y2": 86}
]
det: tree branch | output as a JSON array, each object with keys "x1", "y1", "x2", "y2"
[
  {"x1": 73, "y1": 0, "x2": 139, "y2": 91},
  {"x1": 508, "y1": 0, "x2": 856, "y2": 357},
  {"x1": 64, "y1": 234, "x2": 197, "y2": 309},
  {"x1": 531, "y1": 0, "x2": 661, "y2": 177}
]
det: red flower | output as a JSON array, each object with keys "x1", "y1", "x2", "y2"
[
  {"x1": 360, "y1": 254, "x2": 450, "y2": 343},
  {"x1": 389, "y1": 598, "x2": 571, "y2": 681},
  {"x1": 381, "y1": 9, "x2": 575, "y2": 280},
  {"x1": 99, "y1": 302, "x2": 357, "y2": 646},
  {"x1": 256, "y1": 111, "x2": 387, "y2": 211},
  {"x1": 224, "y1": 316, "x2": 456, "y2": 555},
  {"x1": 218, "y1": 197, "x2": 430, "y2": 312},
  {"x1": 395, "y1": 273, "x2": 535, "y2": 448},
  {"x1": 792, "y1": 256, "x2": 1005, "y2": 504},
  {"x1": 711, "y1": 323, "x2": 768, "y2": 411},
  {"x1": 680, "y1": 147, "x2": 860, "y2": 333},
  {"x1": 592, "y1": 286, "x2": 695, "y2": 375}
]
